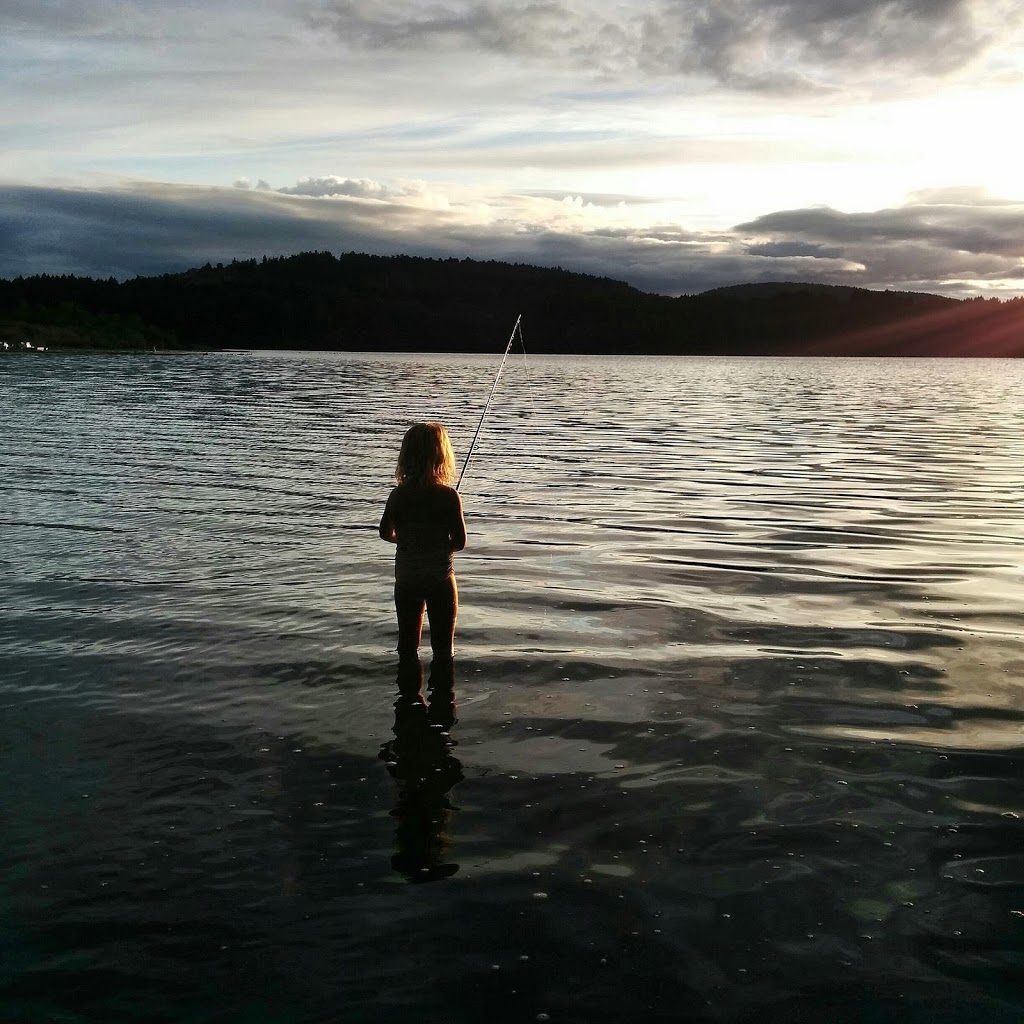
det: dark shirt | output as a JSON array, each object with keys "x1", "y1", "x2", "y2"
[{"x1": 379, "y1": 482, "x2": 467, "y2": 583}]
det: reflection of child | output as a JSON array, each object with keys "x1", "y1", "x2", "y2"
[{"x1": 379, "y1": 422, "x2": 467, "y2": 671}]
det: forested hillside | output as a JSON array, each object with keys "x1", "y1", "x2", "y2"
[{"x1": 2, "y1": 251, "x2": 1021, "y2": 355}]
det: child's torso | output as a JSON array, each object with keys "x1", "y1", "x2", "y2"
[{"x1": 391, "y1": 484, "x2": 456, "y2": 581}]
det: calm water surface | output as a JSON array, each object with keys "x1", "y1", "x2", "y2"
[{"x1": 2, "y1": 352, "x2": 1023, "y2": 1023}]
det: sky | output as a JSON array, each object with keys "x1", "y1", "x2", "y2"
[{"x1": 3, "y1": 0, "x2": 1024, "y2": 297}]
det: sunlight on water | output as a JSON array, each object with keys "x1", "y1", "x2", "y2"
[{"x1": 2, "y1": 352, "x2": 1023, "y2": 1023}]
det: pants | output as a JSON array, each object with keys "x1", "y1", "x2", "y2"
[
  {"x1": 395, "y1": 574, "x2": 458, "y2": 664},
  {"x1": 394, "y1": 575, "x2": 458, "y2": 721}
]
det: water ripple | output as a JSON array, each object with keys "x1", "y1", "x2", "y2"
[{"x1": 2, "y1": 352, "x2": 1023, "y2": 1022}]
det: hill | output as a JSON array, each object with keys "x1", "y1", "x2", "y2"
[{"x1": 1, "y1": 252, "x2": 1021, "y2": 356}]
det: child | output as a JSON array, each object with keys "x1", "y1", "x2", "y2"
[{"x1": 379, "y1": 423, "x2": 467, "y2": 700}]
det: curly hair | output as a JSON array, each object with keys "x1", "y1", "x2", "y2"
[{"x1": 395, "y1": 421, "x2": 456, "y2": 486}]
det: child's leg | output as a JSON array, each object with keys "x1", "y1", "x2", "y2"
[
  {"x1": 425, "y1": 576, "x2": 458, "y2": 727},
  {"x1": 394, "y1": 582, "x2": 426, "y2": 662},
  {"x1": 424, "y1": 575, "x2": 458, "y2": 663},
  {"x1": 426, "y1": 658, "x2": 457, "y2": 728},
  {"x1": 395, "y1": 652, "x2": 424, "y2": 700}
]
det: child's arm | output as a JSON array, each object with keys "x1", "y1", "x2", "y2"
[
  {"x1": 379, "y1": 493, "x2": 397, "y2": 544},
  {"x1": 449, "y1": 490, "x2": 467, "y2": 551}
]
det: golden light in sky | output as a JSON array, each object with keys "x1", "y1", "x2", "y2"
[{"x1": 2, "y1": 0, "x2": 1023, "y2": 296}]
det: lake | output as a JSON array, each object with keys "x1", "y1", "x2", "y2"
[{"x1": 2, "y1": 351, "x2": 1023, "y2": 1023}]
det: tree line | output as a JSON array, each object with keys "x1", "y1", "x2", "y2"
[{"x1": 1, "y1": 250, "x2": 1021, "y2": 355}]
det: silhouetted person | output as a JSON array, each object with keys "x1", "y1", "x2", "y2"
[{"x1": 379, "y1": 422, "x2": 467, "y2": 693}]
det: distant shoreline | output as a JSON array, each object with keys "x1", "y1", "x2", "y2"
[
  {"x1": 3, "y1": 250, "x2": 1022, "y2": 357},
  {"x1": 4, "y1": 346, "x2": 1019, "y2": 360}
]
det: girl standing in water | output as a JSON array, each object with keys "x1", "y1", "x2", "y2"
[{"x1": 379, "y1": 423, "x2": 467, "y2": 698}]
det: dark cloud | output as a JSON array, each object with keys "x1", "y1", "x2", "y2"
[
  {"x1": 278, "y1": 177, "x2": 396, "y2": 199},
  {"x1": 638, "y1": 0, "x2": 992, "y2": 88},
  {"x1": 747, "y1": 240, "x2": 845, "y2": 258},
  {"x1": 735, "y1": 194, "x2": 1024, "y2": 291},
  {"x1": 0, "y1": 185, "x2": 361, "y2": 281},
  {"x1": 309, "y1": 1, "x2": 584, "y2": 57},
  {"x1": 310, "y1": 0, "x2": 1010, "y2": 91},
  {"x1": 737, "y1": 195, "x2": 1024, "y2": 256},
  {"x1": 1, "y1": 182, "x2": 1021, "y2": 298}
]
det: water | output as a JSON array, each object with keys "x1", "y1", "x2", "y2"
[{"x1": 2, "y1": 351, "x2": 1023, "y2": 1023}]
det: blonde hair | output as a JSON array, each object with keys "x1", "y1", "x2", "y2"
[{"x1": 395, "y1": 421, "x2": 456, "y2": 486}]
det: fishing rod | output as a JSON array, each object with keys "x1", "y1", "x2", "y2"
[{"x1": 457, "y1": 314, "x2": 522, "y2": 491}]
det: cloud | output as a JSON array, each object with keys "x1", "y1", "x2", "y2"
[
  {"x1": 2, "y1": 0, "x2": 118, "y2": 33},
  {"x1": 309, "y1": 1, "x2": 591, "y2": 58},
  {"x1": 746, "y1": 241, "x2": 845, "y2": 259},
  {"x1": 2, "y1": 0, "x2": 306, "y2": 36},
  {"x1": 736, "y1": 192, "x2": 1024, "y2": 292},
  {"x1": 638, "y1": 0, "x2": 1001, "y2": 88},
  {"x1": 737, "y1": 192, "x2": 1024, "y2": 256},
  {"x1": 278, "y1": 176, "x2": 397, "y2": 200},
  {"x1": 520, "y1": 191, "x2": 670, "y2": 207},
  {"x1": 309, "y1": 0, "x2": 1019, "y2": 91},
  {"x1": 1, "y1": 180, "x2": 1022, "y2": 298}
]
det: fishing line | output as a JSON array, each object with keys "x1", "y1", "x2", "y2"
[
  {"x1": 516, "y1": 318, "x2": 536, "y2": 407},
  {"x1": 456, "y1": 314, "x2": 551, "y2": 640},
  {"x1": 456, "y1": 314, "x2": 523, "y2": 491}
]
